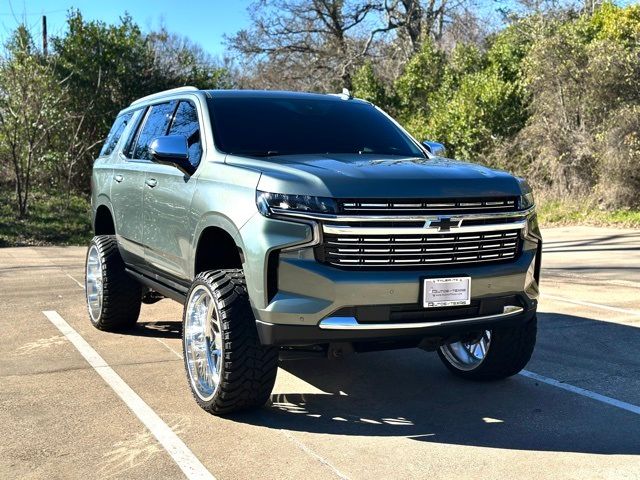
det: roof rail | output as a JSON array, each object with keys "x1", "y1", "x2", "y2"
[{"x1": 130, "y1": 86, "x2": 198, "y2": 106}]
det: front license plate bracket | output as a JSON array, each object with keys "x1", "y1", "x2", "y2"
[{"x1": 423, "y1": 277, "x2": 471, "y2": 308}]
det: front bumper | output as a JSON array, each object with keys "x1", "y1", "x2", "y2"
[
  {"x1": 257, "y1": 303, "x2": 536, "y2": 346},
  {"x1": 240, "y1": 211, "x2": 542, "y2": 347}
]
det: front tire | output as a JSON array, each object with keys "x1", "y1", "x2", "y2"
[
  {"x1": 85, "y1": 235, "x2": 142, "y2": 331},
  {"x1": 182, "y1": 269, "x2": 278, "y2": 415},
  {"x1": 437, "y1": 316, "x2": 537, "y2": 380}
]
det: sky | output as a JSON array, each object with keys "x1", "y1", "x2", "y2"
[
  {"x1": 2, "y1": 0, "x2": 637, "y2": 57},
  {"x1": 0, "y1": 0, "x2": 253, "y2": 57}
]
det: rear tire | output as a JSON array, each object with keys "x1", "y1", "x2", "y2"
[
  {"x1": 182, "y1": 269, "x2": 278, "y2": 415},
  {"x1": 85, "y1": 235, "x2": 141, "y2": 331},
  {"x1": 438, "y1": 316, "x2": 537, "y2": 380}
]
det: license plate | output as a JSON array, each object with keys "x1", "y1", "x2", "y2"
[{"x1": 423, "y1": 277, "x2": 471, "y2": 308}]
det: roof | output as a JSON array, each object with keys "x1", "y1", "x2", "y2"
[{"x1": 128, "y1": 87, "x2": 367, "y2": 108}]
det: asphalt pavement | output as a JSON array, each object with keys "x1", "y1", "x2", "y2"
[{"x1": 1, "y1": 226, "x2": 639, "y2": 479}]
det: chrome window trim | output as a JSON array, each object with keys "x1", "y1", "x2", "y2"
[
  {"x1": 269, "y1": 206, "x2": 535, "y2": 223},
  {"x1": 318, "y1": 305, "x2": 524, "y2": 330}
]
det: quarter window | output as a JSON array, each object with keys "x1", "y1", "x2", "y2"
[
  {"x1": 131, "y1": 102, "x2": 176, "y2": 160},
  {"x1": 99, "y1": 112, "x2": 133, "y2": 156},
  {"x1": 168, "y1": 101, "x2": 202, "y2": 166}
]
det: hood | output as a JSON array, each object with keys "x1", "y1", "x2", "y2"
[{"x1": 226, "y1": 153, "x2": 522, "y2": 198}]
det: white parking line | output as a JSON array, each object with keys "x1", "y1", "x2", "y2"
[
  {"x1": 519, "y1": 370, "x2": 640, "y2": 415},
  {"x1": 280, "y1": 429, "x2": 350, "y2": 480},
  {"x1": 65, "y1": 273, "x2": 85, "y2": 289},
  {"x1": 42, "y1": 310, "x2": 215, "y2": 480},
  {"x1": 543, "y1": 293, "x2": 640, "y2": 317}
]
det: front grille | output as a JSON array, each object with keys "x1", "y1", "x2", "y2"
[
  {"x1": 316, "y1": 229, "x2": 521, "y2": 269},
  {"x1": 340, "y1": 197, "x2": 518, "y2": 215}
]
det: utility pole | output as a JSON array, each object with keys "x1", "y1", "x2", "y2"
[{"x1": 42, "y1": 15, "x2": 47, "y2": 56}]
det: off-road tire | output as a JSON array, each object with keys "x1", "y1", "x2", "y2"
[
  {"x1": 85, "y1": 235, "x2": 141, "y2": 331},
  {"x1": 183, "y1": 269, "x2": 279, "y2": 415},
  {"x1": 438, "y1": 316, "x2": 537, "y2": 380}
]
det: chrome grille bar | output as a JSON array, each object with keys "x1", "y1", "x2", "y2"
[
  {"x1": 270, "y1": 198, "x2": 532, "y2": 270},
  {"x1": 270, "y1": 206, "x2": 533, "y2": 222},
  {"x1": 318, "y1": 229, "x2": 523, "y2": 268},
  {"x1": 340, "y1": 198, "x2": 518, "y2": 215},
  {"x1": 322, "y1": 220, "x2": 526, "y2": 235}
]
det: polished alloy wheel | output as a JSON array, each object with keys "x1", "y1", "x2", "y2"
[
  {"x1": 184, "y1": 285, "x2": 223, "y2": 401},
  {"x1": 439, "y1": 330, "x2": 491, "y2": 371},
  {"x1": 85, "y1": 245, "x2": 103, "y2": 321}
]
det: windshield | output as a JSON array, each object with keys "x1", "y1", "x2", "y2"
[{"x1": 207, "y1": 96, "x2": 425, "y2": 158}]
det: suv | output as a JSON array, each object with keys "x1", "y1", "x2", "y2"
[{"x1": 86, "y1": 87, "x2": 541, "y2": 415}]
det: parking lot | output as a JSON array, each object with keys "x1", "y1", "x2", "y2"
[{"x1": 1, "y1": 226, "x2": 639, "y2": 479}]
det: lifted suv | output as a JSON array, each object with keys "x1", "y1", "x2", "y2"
[{"x1": 86, "y1": 87, "x2": 541, "y2": 415}]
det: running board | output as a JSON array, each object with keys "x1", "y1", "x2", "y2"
[
  {"x1": 318, "y1": 305, "x2": 524, "y2": 330},
  {"x1": 125, "y1": 268, "x2": 188, "y2": 303}
]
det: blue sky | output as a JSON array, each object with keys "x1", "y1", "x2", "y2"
[
  {"x1": 0, "y1": 0, "x2": 253, "y2": 57},
  {"x1": 2, "y1": 0, "x2": 636, "y2": 57}
]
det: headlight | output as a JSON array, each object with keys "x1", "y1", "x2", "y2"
[
  {"x1": 517, "y1": 178, "x2": 535, "y2": 210},
  {"x1": 519, "y1": 192, "x2": 535, "y2": 210},
  {"x1": 256, "y1": 191, "x2": 338, "y2": 217}
]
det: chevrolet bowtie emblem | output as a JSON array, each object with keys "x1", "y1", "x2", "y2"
[{"x1": 424, "y1": 217, "x2": 462, "y2": 232}]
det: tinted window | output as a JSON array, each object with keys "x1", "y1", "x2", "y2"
[
  {"x1": 207, "y1": 97, "x2": 424, "y2": 158},
  {"x1": 99, "y1": 112, "x2": 133, "y2": 156},
  {"x1": 131, "y1": 102, "x2": 176, "y2": 160},
  {"x1": 168, "y1": 101, "x2": 202, "y2": 166}
]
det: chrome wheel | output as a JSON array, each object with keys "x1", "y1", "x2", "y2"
[
  {"x1": 184, "y1": 285, "x2": 223, "y2": 401},
  {"x1": 86, "y1": 245, "x2": 103, "y2": 322},
  {"x1": 439, "y1": 330, "x2": 491, "y2": 371}
]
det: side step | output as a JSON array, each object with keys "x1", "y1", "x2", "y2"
[{"x1": 125, "y1": 268, "x2": 187, "y2": 304}]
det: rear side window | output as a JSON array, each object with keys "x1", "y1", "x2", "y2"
[
  {"x1": 131, "y1": 102, "x2": 176, "y2": 160},
  {"x1": 99, "y1": 112, "x2": 133, "y2": 156},
  {"x1": 168, "y1": 101, "x2": 202, "y2": 167}
]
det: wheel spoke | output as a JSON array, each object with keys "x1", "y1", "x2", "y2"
[
  {"x1": 184, "y1": 285, "x2": 223, "y2": 401},
  {"x1": 86, "y1": 245, "x2": 104, "y2": 321},
  {"x1": 440, "y1": 329, "x2": 492, "y2": 371}
]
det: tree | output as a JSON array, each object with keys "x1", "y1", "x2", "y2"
[
  {"x1": 393, "y1": 41, "x2": 446, "y2": 135},
  {"x1": 51, "y1": 10, "x2": 231, "y2": 190},
  {"x1": 146, "y1": 28, "x2": 233, "y2": 91},
  {"x1": 227, "y1": 0, "x2": 465, "y2": 91},
  {"x1": 51, "y1": 11, "x2": 155, "y2": 189},
  {"x1": 0, "y1": 27, "x2": 69, "y2": 217},
  {"x1": 499, "y1": 2, "x2": 640, "y2": 204},
  {"x1": 351, "y1": 61, "x2": 388, "y2": 106}
]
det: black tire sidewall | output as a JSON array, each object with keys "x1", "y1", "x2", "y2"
[
  {"x1": 85, "y1": 235, "x2": 141, "y2": 331},
  {"x1": 438, "y1": 316, "x2": 537, "y2": 381},
  {"x1": 182, "y1": 269, "x2": 279, "y2": 415}
]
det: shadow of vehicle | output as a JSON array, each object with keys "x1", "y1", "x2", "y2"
[
  {"x1": 226, "y1": 312, "x2": 640, "y2": 455},
  {"x1": 121, "y1": 320, "x2": 182, "y2": 339}
]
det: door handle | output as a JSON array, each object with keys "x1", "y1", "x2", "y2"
[
  {"x1": 114, "y1": 174, "x2": 123, "y2": 183},
  {"x1": 145, "y1": 178, "x2": 158, "y2": 188}
]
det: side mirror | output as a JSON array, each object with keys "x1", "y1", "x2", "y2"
[
  {"x1": 149, "y1": 135, "x2": 195, "y2": 176},
  {"x1": 421, "y1": 140, "x2": 446, "y2": 157}
]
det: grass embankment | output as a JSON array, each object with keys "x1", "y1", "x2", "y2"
[
  {"x1": 0, "y1": 190, "x2": 92, "y2": 247},
  {"x1": 537, "y1": 200, "x2": 640, "y2": 228}
]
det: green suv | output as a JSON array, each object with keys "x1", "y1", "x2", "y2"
[{"x1": 86, "y1": 87, "x2": 541, "y2": 415}]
